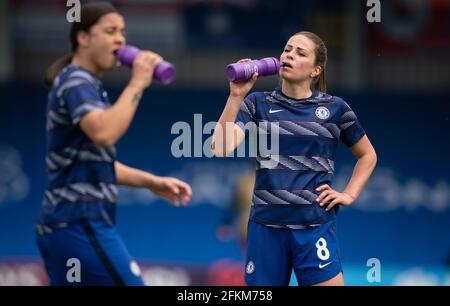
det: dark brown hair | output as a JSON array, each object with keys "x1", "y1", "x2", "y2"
[
  {"x1": 293, "y1": 31, "x2": 328, "y2": 92},
  {"x1": 43, "y1": 2, "x2": 118, "y2": 88}
]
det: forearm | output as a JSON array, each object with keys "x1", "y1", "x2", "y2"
[
  {"x1": 212, "y1": 95, "x2": 243, "y2": 156},
  {"x1": 343, "y1": 153, "x2": 377, "y2": 199},
  {"x1": 95, "y1": 84, "x2": 144, "y2": 145},
  {"x1": 115, "y1": 161, "x2": 157, "y2": 188}
]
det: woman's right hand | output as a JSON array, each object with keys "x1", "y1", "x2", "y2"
[
  {"x1": 229, "y1": 59, "x2": 258, "y2": 98},
  {"x1": 129, "y1": 51, "x2": 163, "y2": 90}
]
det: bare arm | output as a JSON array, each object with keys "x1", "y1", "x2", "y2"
[
  {"x1": 115, "y1": 161, "x2": 192, "y2": 206},
  {"x1": 115, "y1": 160, "x2": 157, "y2": 188},
  {"x1": 211, "y1": 94, "x2": 246, "y2": 157},
  {"x1": 211, "y1": 59, "x2": 258, "y2": 157},
  {"x1": 79, "y1": 85, "x2": 143, "y2": 147},
  {"x1": 79, "y1": 51, "x2": 162, "y2": 147},
  {"x1": 316, "y1": 135, "x2": 377, "y2": 210},
  {"x1": 343, "y1": 135, "x2": 377, "y2": 199}
]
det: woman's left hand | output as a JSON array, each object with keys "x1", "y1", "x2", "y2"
[
  {"x1": 315, "y1": 184, "x2": 355, "y2": 211},
  {"x1": 149, "y1": 176, "x2": 192, "y2": 207}
]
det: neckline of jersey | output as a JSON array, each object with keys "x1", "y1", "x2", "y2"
[
  {"x1": 67, "y1": 64, "x2": 101, "y2": 83},
  {"x1": 275, "y1": 87, "x2": 320, "y2": 104}
]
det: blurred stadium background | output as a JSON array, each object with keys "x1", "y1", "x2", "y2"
[{"x1": 0, "y1": 0, "x2": 449, "y2": 285}]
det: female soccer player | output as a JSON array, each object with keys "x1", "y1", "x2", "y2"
[
  {"x1": 36, "y1": 2, "x2": 192, "y2": 285},
  {"x1": 212, "y1": 31, "x2": 377, "y2": 286}
]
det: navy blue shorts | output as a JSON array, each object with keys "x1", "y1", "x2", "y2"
[
  {"x1": 244, "y1": 219, "x2": 342, "y2": 286},
  {"x1": 36, "y1": 219, "x2": 144, "y2": 286}
]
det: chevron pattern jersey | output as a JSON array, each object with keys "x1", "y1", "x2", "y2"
[
  {"x1": 39, "y1": 64, "x2": 117, "y2": 227},
  {"x1": 236, "y1": 88, "x2": 365, "y2": 228}
]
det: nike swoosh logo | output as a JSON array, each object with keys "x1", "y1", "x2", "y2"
[
  {"x1": 319, "y1": 262, "x2": 332, "y2": 269},
  {"x1": 269, "y1": 109, "x2": 284, "y2": 114}
]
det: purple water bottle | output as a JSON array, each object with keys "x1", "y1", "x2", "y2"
[
  {"x1": 226, "y1": 57, "x2": 280, "y2": 81},
  {"x1": 116, "y1": 45, "x2": 176, "y2": 85}
]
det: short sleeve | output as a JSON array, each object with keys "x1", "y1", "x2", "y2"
[
  {"x1": 235, "y1": 93, "x2": 257, "y2": 126},
  {"x1": 336, "y1": 97, "x2": 366, "y2": 147},
  {"x1": 62, "y1": 79, "x2": 108, "y2": 125}
]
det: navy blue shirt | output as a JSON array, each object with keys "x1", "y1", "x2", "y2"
[
  {"x1": 39, "y1": 64, "x2": 117, "y2": 227},
  {"x1": 236, "y1": 88, "x2": 365, "y2": 228}
]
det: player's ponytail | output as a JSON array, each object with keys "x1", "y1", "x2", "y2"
[
  {"x1": 44, "y1": 54, "x2": 73, "y2": 88},
  {"x1": 293, "y1": 31, "x2": 328, "y2": 93},
  {"x1": 43, "y1": 2, "x2": 118, "y2": 88},
  {"x1": 315, "y1": 68, "x2": 326, "y2": 93}
]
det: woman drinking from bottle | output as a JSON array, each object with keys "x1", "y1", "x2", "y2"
[
  {"x1": 37, "y1": 2, "x2": 191, "y2": 285},
  {"x1": 212, "y1": 31, "x2": 377, "y2": 286}
]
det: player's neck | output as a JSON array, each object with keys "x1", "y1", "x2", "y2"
[
  {"x1": 281, "y1": 81, "x2": 312, "y2": 100},
  {"x1": 71, "y1": 53, "x2": 103, "y2": 78}
]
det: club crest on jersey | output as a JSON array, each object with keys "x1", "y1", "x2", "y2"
[
  {"x1": 246, "y1": 261, "x2": 255, "y2": 274},
  {"x1": 129, "y1": 260, "x2": 141, "y2": 276},
  {"x1": 315, "y1": 106, "x2": 330, "y2": 119}
]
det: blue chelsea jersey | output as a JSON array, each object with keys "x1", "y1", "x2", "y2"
[
  {"x1": 236, "y1": 88, "x2": 366, "y2": 228},
  {"x1": 39, "y1": 64, "x2": 118, "y2": 227}
]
